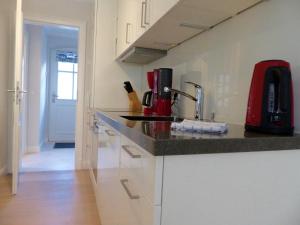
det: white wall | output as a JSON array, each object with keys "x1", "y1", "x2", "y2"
[
  {"x1": 23, "y1": 0, "x2": 93, "y2": 23},
  {"x1": 39, "y1": 30, "x2": 47, "y2": 146},
  {"x1": 0, "y1": 1, "x2": 12, "y2": 172},
  {"x1": 93, "y1": 0, "x2": 143, "y2": 109},
  {"x1": 143, "y1": 0, "x2": 300, "y2": 132},
  {"x1": 26, "y1": 25, "x2": 47, "y2": 152}
]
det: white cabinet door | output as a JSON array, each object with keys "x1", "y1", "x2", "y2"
[
  {"x1": 97, "y1": 124, "x2": 139, "y2": 225},
  {"x1": 117, "y1": 0, "x2": 138, "y2": 56},
  {"x1": 136, "y1": 0, "x2": 150, "y2": 38},
  {"x1": 120, "y1": 136, "x2": 163, "y2": 225},
  {"x1": 150, "y1": 0, "x2": 179, "y2": 25}
]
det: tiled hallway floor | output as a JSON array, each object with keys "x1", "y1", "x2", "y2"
[{"x1": 22, "y1": 144, "x2": 75, "y2": 172}]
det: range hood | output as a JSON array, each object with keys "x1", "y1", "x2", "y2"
[{"x1": 118, "y1": 47, "x2": 167, "y2": 65}]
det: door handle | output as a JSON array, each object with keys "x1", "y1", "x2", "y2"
[
  {"x1": 7, "y1": 89, "x2": 28, "y2": 93},
  {"x1": 52, "y1": 94, "x2": 58, "y2": 103},
  {"x1": 121, "y1": 145, "x2": 141, "y2": 158},
  {"x1": 120, "y1": 179, "x2": 140, "y2": 200},
  {"x1": 105, "y1": 130, "x2": 116, "y2": 137},
  {"x1": 126, "y1": 23, "x2": 131, "y2": 44},
  {"x1": 144, "y1": 0, "x2": 150, "y2": 25},
  {"x1": 141, "y1": 2, "x2": 146, "y2": 28}
]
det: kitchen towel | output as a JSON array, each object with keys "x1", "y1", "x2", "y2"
[{"x1": 171, "y1": 119, "x2": 228, "y2": 134}]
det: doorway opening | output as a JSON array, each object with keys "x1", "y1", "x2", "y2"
[{"x1": 21, "y1": 21, "x2": 80, "y2": 172}]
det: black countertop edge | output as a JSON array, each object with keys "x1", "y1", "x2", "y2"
[{"x1": 95, "y1": 110, "x2": 300, "y2": 156}]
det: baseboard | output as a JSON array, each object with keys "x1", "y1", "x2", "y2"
[
  {"x1": 26, "y1": 146, "x2": 40, "y2": 153},
  {"x1": 0, "y1": 166, "x2": 6, "y2": 176}
]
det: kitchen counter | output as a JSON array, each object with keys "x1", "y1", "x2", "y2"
[{"x1": 96, "y1": 109, "x2": 300, "y2": 156}]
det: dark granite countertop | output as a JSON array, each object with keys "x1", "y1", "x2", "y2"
[{"x1": 95, "y1": 109, "x2": 300, "y2": 156}]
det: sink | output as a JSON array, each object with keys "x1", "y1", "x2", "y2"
[{"x1": 120, "y1": 115, "x2": 184, "y2": 122}]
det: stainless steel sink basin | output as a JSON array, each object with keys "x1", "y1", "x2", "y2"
[{"x1": 120, "y1": 115, "x2": 184, "y2": 122}]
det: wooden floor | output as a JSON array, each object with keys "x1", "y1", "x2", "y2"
[{"x1": 0, "y1": 171, "x2": 101, "y2": 225}]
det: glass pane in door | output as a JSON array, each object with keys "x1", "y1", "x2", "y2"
[{"x1": 57, "y1": 72, "x2": 73, "y2": 100}]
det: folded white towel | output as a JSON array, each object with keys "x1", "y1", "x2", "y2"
[{"x1": 171, "y1": 119, "x2": 228, "y2": 134}]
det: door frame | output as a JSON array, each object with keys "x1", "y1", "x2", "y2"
[{"x1": 23, "y1": 16, "x2": 87, "y2": 170}]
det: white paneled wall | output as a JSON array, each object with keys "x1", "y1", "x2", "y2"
[{"x1": 143, "y1": 0, "x2": 300, "y2": 132}]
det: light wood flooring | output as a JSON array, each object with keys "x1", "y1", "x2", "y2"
[{"x1": 0, "y1": 171, "x2": 101, "y2": 225}]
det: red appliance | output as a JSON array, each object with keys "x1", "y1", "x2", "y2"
[
  {"x1": 245, "y1": 60, "x2": 294, "y2": 135},
  {"x1": 142, "y1": 68, "x2": 173, "y2": 116}
]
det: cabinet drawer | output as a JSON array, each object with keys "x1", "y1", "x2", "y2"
[
  {"x1": 119, "y1": 171, "x2": 161, "y2": 225},
  {"x1": 97, "y1": 122, "x2": 120, "y2": 148},
  {"x1": 120, "y1": 135, "x2": 163, "y2": 206}
]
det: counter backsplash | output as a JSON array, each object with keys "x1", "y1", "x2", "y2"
[{"x1": 141, "y1": 0, "x2": 300, "y2": 133}]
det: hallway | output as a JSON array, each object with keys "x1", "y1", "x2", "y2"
[
  {"x1": 21, "y1": 144, "x2": 75, "y2": 172},
  {"x1": 0, "y1": 171, "x2": 100, "y2": 225}
]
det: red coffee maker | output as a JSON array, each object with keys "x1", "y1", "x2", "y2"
[
  {"x1": 142, "y1": 68, "x2": 173, "y2": 116},
  {"x1": 245, "y1": 60, "x2": 294, "y2": 135}
]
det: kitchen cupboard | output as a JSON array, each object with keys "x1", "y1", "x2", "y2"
[
  {"x1": 116, "y1": 0, "x2": 265, "y2": 62},
  {"x1": 116, "y1": 0, "x2": 138, "y2": 56},
  {"x1": 90, "y1": 117, "x2": 163, "y2": 225},
  {"x1": 90, "y1": 113, "x2": 300, "y2": 225},
  {"x1": 136, "y1": 0, "x2": 149, "y2": 38},
  {"x1": 116, "y1": 0, "x2": 179, "y2": 58},
  {"x1": 149, "y1": 0, "x2": 180, "y2": 26}
]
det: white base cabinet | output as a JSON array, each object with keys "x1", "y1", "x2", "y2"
[
  {"x1": 90, "y1": 119, "x2": 300, "y2": 225},
  {"x1": 91, "y1": 119, "x2": 163, "y2": 225}
]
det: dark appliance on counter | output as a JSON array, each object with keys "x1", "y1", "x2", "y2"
[
  {"x1": 142, "y1": 68, "x2": 173, "y2": 116},
  {"x1": 245, "y1": 60, "x2": 294, "y2": 135},
  {"x1": 143, "y1": 71, "x2": 155, "y2": 115}
]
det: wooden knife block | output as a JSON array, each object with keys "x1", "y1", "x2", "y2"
[{"x1": 128, "y1": 91, "x2": 142, "y2": 113}]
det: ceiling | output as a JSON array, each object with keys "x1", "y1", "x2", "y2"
[
  {"x1": 24, "y1": 22, "x2": 79, "y2": 39},
  {"x1": 44, "y1": 25, "x2": 79, "y2": 39}
]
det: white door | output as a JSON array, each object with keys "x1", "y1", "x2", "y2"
[
  {"x1": 49, "y1": 49, "x2": 77, "y2": 143},
  {"x1": 7, "y1": 0, "x2": 24, "y2": 194}
]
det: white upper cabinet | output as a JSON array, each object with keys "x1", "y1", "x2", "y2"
[
  {"x1": 116, "y1": 0, "x2": 264, "y2": 61},
  {"x1": 117, "y1": 0, "x2": 139, "y2": 57},
  {"x1": 150, "y1": 0, "x2": 180, "y2": 25},
  {"x1": 117, "y1": 0, "x2": 179, "y2": 58},
  {"x1": 136, "y1": 0, "x2": 150, "y2": 38},
  {"x1": 136, "y1": 0, "x2": 180, "y2": 38}
]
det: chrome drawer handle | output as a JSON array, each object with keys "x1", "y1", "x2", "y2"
[
  {"x1": 105, "y1": 130, "x2": 116, "y2": 137},
  {"x1": 126, "y1": 23, "x2": 131, "y2": 44},
  {"x1": 144, "y1": 0, "x2": 150, "y2": 25},
  {"x1": 120, "y1": 179, "x2": 140, "y2": 200},
  {"x1": 121, "y1": 145, "x2": 141, "y2": 158},
  {"x1": 141, "y1": 2, "x2": 146, "y2": 28}
]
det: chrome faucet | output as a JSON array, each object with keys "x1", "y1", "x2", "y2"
[{"x1": 164, "y1": 82, "x2": 204, "y2": 120}]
